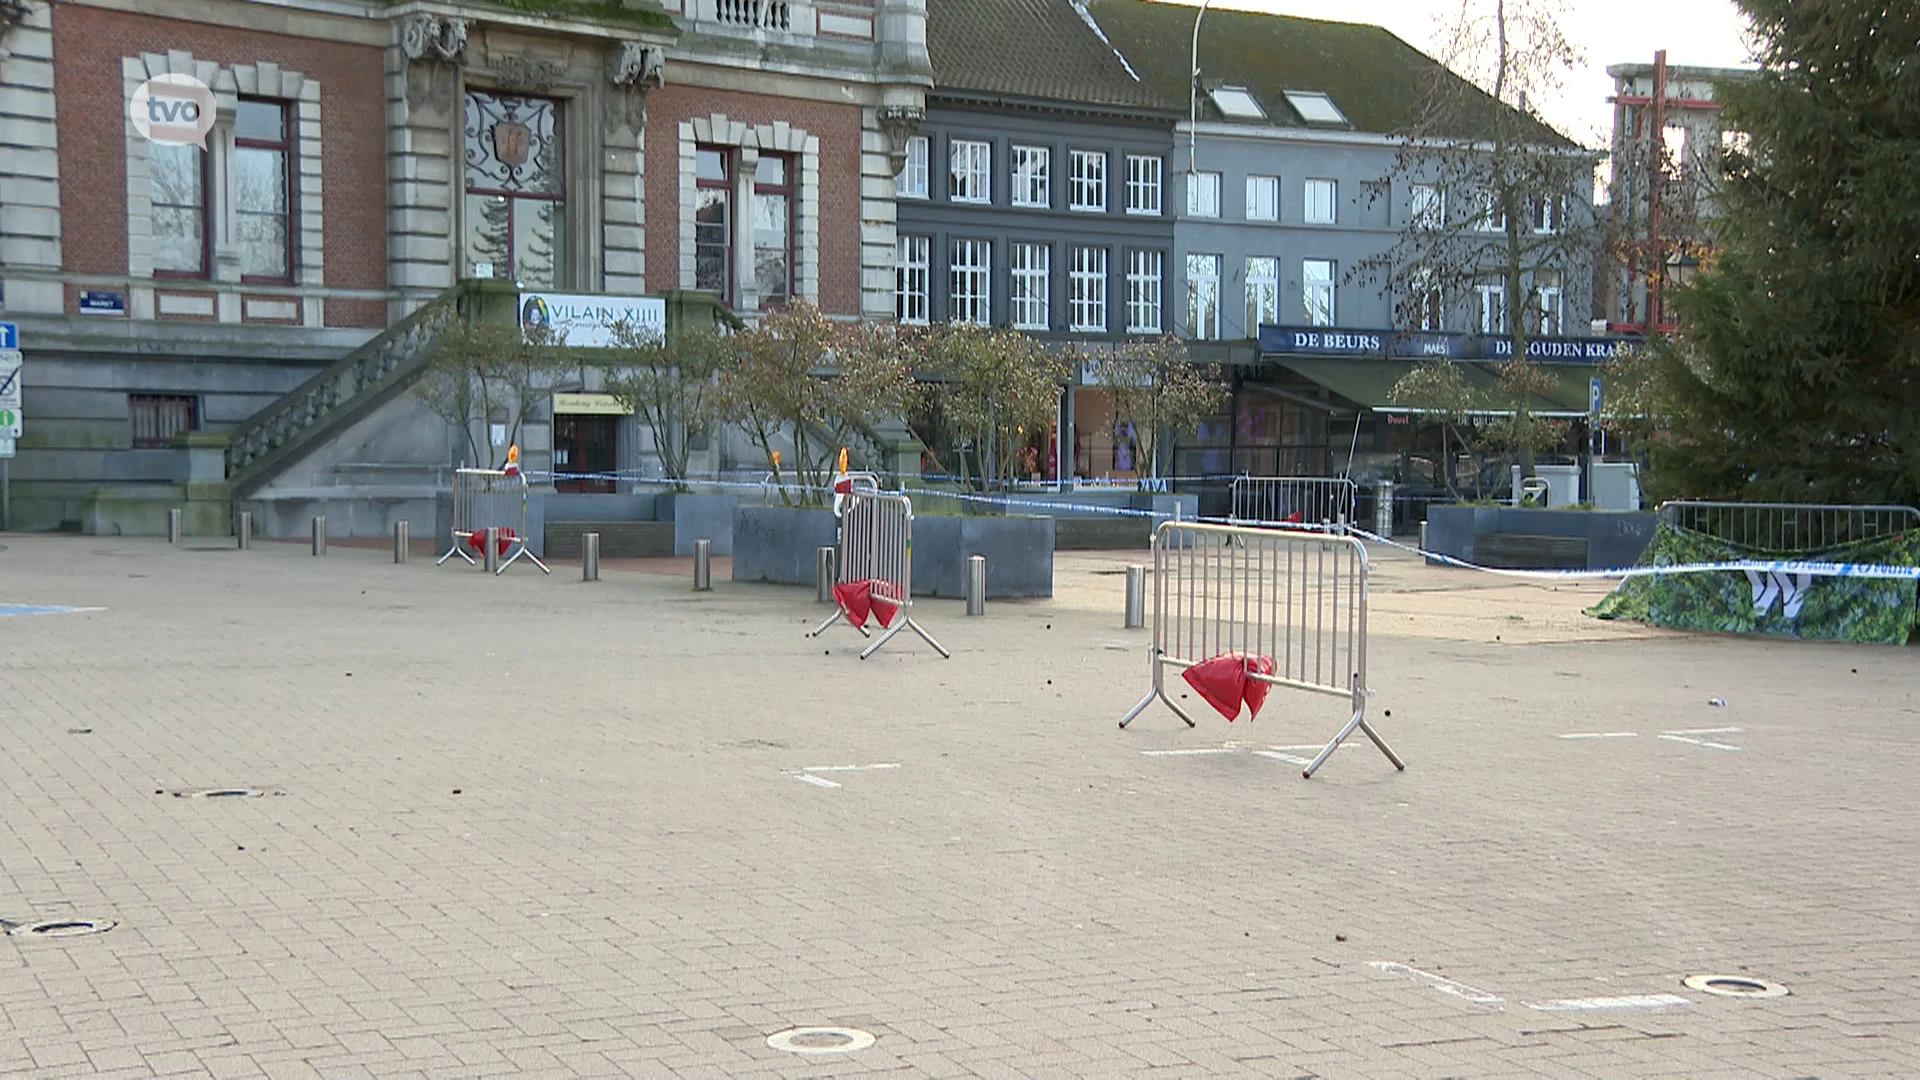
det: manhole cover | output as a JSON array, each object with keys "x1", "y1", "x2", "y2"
[
  {"x1": 1683, "y1": 974, "x2": 1788, "y2": 998},
  {"x1": 176, "y1": 788, "x2": 267, "y2": 799},
  {"x1": 765, "y1": 1027, "x2": 876, "y2": 1055},
  {"x1": 7, "y1": 918, "x2": 115, "y2": 938}
]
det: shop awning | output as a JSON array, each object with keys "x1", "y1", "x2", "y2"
[{"x1": 1275, "y1": 357, "x2": 1599, "y2": 418}]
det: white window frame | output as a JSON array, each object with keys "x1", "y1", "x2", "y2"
[
  {"x1": 1304, "y1": 178, "x2": 1337, "y2": 225},
  {"x1": 1126, "y1": 249, "x2": 1162, "y2": 333},
  {"x1": 1125, "y1": 154, "x2": 1162, "y2": 215},
  {"x1": 1186, "y1": 171, "x2": 1221, "y2": 218},
  {"x1": 1535, "y1": 270, "x2": 1563, "y2": 335},
  {"x1": 1477, "y1": 282, "x2": 1507, "y2": 333},
  {"x1": 1069, "y1": 150, "x2": 1108, "y2": 213},
  {"x1": 1186, "y1": 253, "x2": 1221, "y2": 340},
  {"x1": 1011, "y1": 145, "x2": 1050, "y2": 208},
  {"x1": 896, "y1": 234, "x2": 929, "y2": 324},
  {"x1": 951, "y1": 239, "x2": 991, "y2": 325},
  {"x1": 1009, "y1": 241, "x2": 1050, "y2": 330},
  {"x1": 895, "y1": 135, "x2": 928, "y2": 199},
  {"x1": 1412, "y1": 270, "x2": 1444, "y2": 332},
  {"x1": 1479, "y1": 191, "x2": 1507, "y2": 232},
  {"x1": 1244, "y1": 256, "x2": 1278, "y2": 334},
  {"x1": 1531, "y1": 194, "x2": 1561, "y2": 234},
  {"x1": 1069, "y1": 246, "x2": 1108, "y2": 333},
  {"x1": 1245, "y1": 175, "x2": 1280, "y2": 222},
  {"x1": 1410, "y1": 182, "x2": 1444, "y2": 230},
  {"x1": 1302, "y1": 258, "x2": 1335, "y2": 326},
  {"x1": 949, "y1": 139, "x2": 990, "y2": 204}
]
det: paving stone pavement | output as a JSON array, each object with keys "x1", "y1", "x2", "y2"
[{"x1": 0, "y1": 532, "x2": 1915, "y2": 1079}]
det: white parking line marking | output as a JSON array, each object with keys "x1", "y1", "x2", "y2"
[
  {"x1": 1140, "y1": 747, "x2": 1239, "y2": 756},
  {"x1": 1559, "y1": 732, "x2": 1640, "y2": 740},
  {"x1": 1663, "y1": 727, "x2": 1743, "y2": 736},
  {"x1": 801, "y1": 763, "x2": 901, "y2": 772},
  {"x1": 792, "y1": 774, "x2": 841, "y2": 788},
  {"x1": 1367, "y1": 962, "x2": 1504, "y2": 1007},
  {"x1": 1522, "y1": 994, "x2": 1692, "y2": 1011},
  {"x1": 1657, "y1": 734, "x2": 1742, "y2": 751},
  {"x1": 1251, "y1": 750, "x2": 1314, "y2": 766}
]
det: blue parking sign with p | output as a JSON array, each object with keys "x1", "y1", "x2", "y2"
[{"x1": 1589, "y1": 376, "x2": 1602, "y2": 418}]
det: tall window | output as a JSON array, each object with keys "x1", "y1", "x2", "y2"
[
  {"x1": 1186, "y1": 253, "x2": 1221, "y2": 340},
  {"x1": 693, "y1": 147, "x2": 731, "y2": 296},
  {"x1": 1126, "y1": 250, "x2": 1163, "y2": 333},
  {"x1": 1535, "y1": 269, "x2": 1563, "y2": 334},
  {"x1": 895, "y1": 135, "x2": 928, "y2": 199},
  {"x1": 1011, "y1": 145, "x2": 1050, "y2": 208},
  {"x1": 1477, "y1": 282, "x2": 1507, "y2": 333},
  {"x1": 1531, "y1": 194, "x2": 1561, "y2": 233},
  {"x1": 1413, "y1": 271, "x2": 1444, "y2": 331},
  {"x1": 950, "y1": 239, "x2": 991, "y2": 325},
  {"x1": 1303, "y1": 259, "x2": 1335, "y2": 325},
  {"x1": 1479, "y1": 191, "x2": 1507, "y2": 232},
  {"x1": 753, "y1": 154, "x2": 792, "y2": 308},
  {"x1": 1070, "y1": 150, "x2": 1107, "y2": 212},
  {"x1": 1244, "y1": 256, "x2": 1277, "y2": 333},
  {"x1": 1410, "y1": 183, "x2": 1445, "y2": 230},
  {"x1": 235, "y1": 98, "x2": 293, "y2": 281},
  {"x1": 1125, "y1": 154, "x2": 1162, "y2": 215},
  {"x1": 129, "y1": 394, "x2": 197, "y2": 448},
  {"x1": 1009, "y1": 241, "x2": 1050, "y2": 330},
  {"x1": 949, "y1": 139, "x2": 990, "y2": 203},
  {"x1": 1245, "y1": 175, "x2": 1279, "y2": 221},
  {"x1": 896, "y1": 235, "x2": 930, "y2": 324},
  {"x1": 1304, "y1": 178, "x2": 1337, "y2": 224},
  {"x1": 463, "y1": 91, "x2": 565, "y2": 288},
  {"x1": 1069, "y1": 246, "x2": 1108, "y2": 332},
  {"x1": 1186, "y1": 171, "x2": 1221, "y2": 218},
  {"x1": 150, "y1": 142, "x2": 208, "y2": 276}
]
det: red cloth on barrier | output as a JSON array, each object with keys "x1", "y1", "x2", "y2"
[
  {"x1": 833, "y1": 477, "x2": 855, "y2": 495},
  {"x1": 1285, "y1": 511, "x2": 1304, "y2": 524},
  {"x1": 466, "y1": 527, "x2": 517, "y2": 556},
  {"x1": 833, "y1": 580, "x2": 873, "y2": 628},
  {"x1": 870, "y1": 580, "x2": 905, "y2": 628},
  {"x1": 1181, "y1": 654, "x2": 1248, "y2": 720},
  {"x1": 1240, "y1": 654, "x2": 1278, "y2": 719}
]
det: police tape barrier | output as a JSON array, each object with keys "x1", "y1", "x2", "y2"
[
  {"x1": 808, "y1": 488, "x2": 950, "y2": 660},
  {"x1": 437, "y1": 468, "x2": 551, "y2": 576},
  {"x1": 1229, "y1": 475, "x2": 1358, "y2": 533},
  {"x1": 1119, "y1": 520, "x2": 1405, "y2": 780}
]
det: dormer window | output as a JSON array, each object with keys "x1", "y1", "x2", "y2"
[
  {"x1": 1209, "y1": 86, "x2": 1266, "y2": 122},
  {"x1": 1283, "y1": 90, "x2": 1349, "y2": 127}
]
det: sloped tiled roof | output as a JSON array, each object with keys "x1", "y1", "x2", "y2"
[
  {"x1": 925, "y1": 0, "x2": 1180, "y2": 114},
  {"x1": 1081, "y1": 0, "x2": 1574, "y2": 146}
]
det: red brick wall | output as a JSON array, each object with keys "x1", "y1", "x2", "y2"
[
  {"x1": 644, "y1": 85, "x2": 864, "y2": 316},
  {"x1": 52, "y1": 5, "x2": 389, "y2": 325}
]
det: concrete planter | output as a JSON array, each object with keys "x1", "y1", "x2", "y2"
[
  {"x1": 731, "y1": 504, "x2": 1054, "y2": 598},
  {"x1": 656, "y1": 492, "x2": 737, "y2": 556},
  {"x1": 1426, "y1": 505, "x2": 1657, "y2": 570}
]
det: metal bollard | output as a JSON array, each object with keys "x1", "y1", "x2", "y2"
[
  {"x1": 816, "y1": 546, "x2": 835, "y2": 603},
  {"x1": 167, "y1": 508, "x2": 182, "y2": 544},
  {"x1": 1375, "y1": 481, "x2": 1394, "y2": 539},
  {"x1": 483, "y1": 526, "x2": 501, "y2": 574},
  {"x1": 965, "y1": 554, "x2": 986, "y2": 617},
  {"x1": 1124, "y1": 564, "x2": 1145, "y2": 629},
  {"x1": 393, "y1": 521, "x2": 409, "y2": 564},
  {"x1": 311, "y1": 516, "x2": 326, "y2": 556},
  {"x1": 693, "y1": 537, "x2": 712, "y2": 591},
  {"x1": 582, "y1": 532, "x2": 600, "y2": 581},
  {"x1": 236, "y1": 511, "x2": 252, "y2": 550}
]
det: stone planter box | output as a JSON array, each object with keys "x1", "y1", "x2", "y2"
[
  {"x1": 731, "y1": 505, "x2": 1054, "y2": 598},
  {"x1": 1426, "y1": 505, "x2": 1657, "y2": 570},
  {"x1": 656, "y1": 492, "x2": 737, "y2": 556}
]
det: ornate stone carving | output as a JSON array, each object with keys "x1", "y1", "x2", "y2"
[
  {"x1": 606, "y1": 42, "x2": 665, "y2": 90},
  {"x1": 399, "y1": 15, "x2": 468, "y2": 120},
  {"x1": 493, "y1": 53, "x2": 562, "y2": 93},
  {"x1": 877, "y1": 104, "x2": 925, "y2": 175}
]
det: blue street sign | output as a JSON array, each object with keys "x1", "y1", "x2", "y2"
[
  {"x1": 1589, "y1": 376, "x2": 1603, "y2": 417},
  {"x1": 0, "y1": 322, "x2": 16, "y2": 350}
]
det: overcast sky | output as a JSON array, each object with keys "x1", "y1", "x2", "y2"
[{"x1": 1156, "y1": 0, "x2": 1757, "y2": 148}]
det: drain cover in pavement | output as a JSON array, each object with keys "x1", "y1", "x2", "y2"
[
  {"x1": 765, "y1": 1027, "x2": 876, "y2": 1054},
  {"x1": 7, "y1": 918, "x2": 116, "y2": 938},
  {"x1": 1683, "y1": 974, "x2": 1788, "y2": 998}
]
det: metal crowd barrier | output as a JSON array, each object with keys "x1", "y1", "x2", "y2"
[
  {"x1": 1657, "y1": 501, "x2": 1920, "y2": 553},
  {"x1": 437, "y1": 468, "x2": 551, "y2": 575},
  {"x1": 1119, "y1": 520, "x2": 1403, "y2": 779},
  {"x1": 809, "y1": 488, "x2": 949, "y2": 660},
  {"x1": 1229, "y1": 475, "x2": 1358, "y2": 532}
]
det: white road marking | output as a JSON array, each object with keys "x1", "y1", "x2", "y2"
[
  {"x1": 1140, "y1": 747, "x2": 1238, "y2": 756},
  {"x1": 1662, "y1": 727, "x2": 1743, "y2": 736},
  {"x1": 1522, "y1": 994, "x2": 1692, "y2": 1011},
  {"x1": 800, "y1": 763, "x2": 901, "y2": 772},
  {"x1": 1367, "y1": 962, "x2": 1504, "y2": 1007},
  {"x1": 1251, "y1": 750, "x2": 1313, "y2": 766},
  {"x1": 1558, "y1": 732, "x2": 1640, "y2": 740},
  {"x1": 1657, "y1": 734, "x2": 1742, "y2": 751}
]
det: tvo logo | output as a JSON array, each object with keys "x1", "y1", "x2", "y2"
[{"x1": 129, "y1": 74, "x2": 216, "y2": 149}]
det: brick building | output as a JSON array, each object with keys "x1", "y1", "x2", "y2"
[{"x1": 0, "y1": 0, "x2": 929, "y2": 533}]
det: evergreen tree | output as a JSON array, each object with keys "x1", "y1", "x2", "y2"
[{"x1": 1651, "y1": 0, "x2": 1920, "y2": 504}]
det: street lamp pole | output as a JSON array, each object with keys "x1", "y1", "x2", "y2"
[{"x1": 1189, "y1": 0, "x2": 1212, "y2": 178}]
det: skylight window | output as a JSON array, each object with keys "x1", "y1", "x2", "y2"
[
  {"x1": 1209, "y1": 87, "x2": 1267, "y2": 121},
  {"x1": 1284, "y1": 90, "x2": 1349, "y2": 126}
]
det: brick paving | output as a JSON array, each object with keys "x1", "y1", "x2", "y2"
[{"x1": 0, "y1": 532, "x2": 1915, "y2": 1079}]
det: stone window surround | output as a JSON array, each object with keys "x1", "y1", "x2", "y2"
[
  {"x1": 678, "y1": 114, "x2": 820, "y2": 311},
  {"x1": 122, "y1": 51, "x2": 325, "y2": 325}
]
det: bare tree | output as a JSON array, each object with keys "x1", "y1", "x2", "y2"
[
  {"x1": 412, "y1": 315, "x2": 567, "y2": 470},
  {"x1": 1091, "y1": 336, "x2": 1228, "y2": 487},
  {"x1": 1359, "y1": 0, "x2": 1600, "y2": 478},
  {"x1": 600, "y1": 321, "x2": 729, "y2": 489}
]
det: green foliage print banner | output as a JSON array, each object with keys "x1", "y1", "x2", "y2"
[{"x1": 1587, "y1": 524, "x2": 1920, "y2": 645}]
